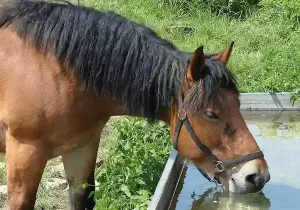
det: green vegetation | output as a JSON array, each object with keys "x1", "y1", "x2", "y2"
[
  {"x1": 85, "y1": 0, "x2": 300, "y2": 93},
  {"x1": 261, "y1": 0, "x2": 300, "y2": 24},
  {"x1": 94, "y1": 117, "x2": 171, "y2": 210},
  {"x1": 164, "y1": 0, "x2": 260, "y2": 18},
  {"x1": 0, "y1": 155, "x2": 5, "y2": 186},
  {"x1": 80, "y1": 0, "x2": 300, "y2": 209}
]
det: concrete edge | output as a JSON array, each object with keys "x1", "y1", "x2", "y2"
[
  {"x1": 239, "y1": 92, "x2": 300, "y2": 111},
  {"x1": 147, "y1": 149, "x2": 186, "y2": 210}
]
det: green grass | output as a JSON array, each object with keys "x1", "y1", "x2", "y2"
[
  {"x1": 84, "y1": 0, "x2": 300, "y2": 93},
  {"x1": 77, "y1": 0, "x2": 300, "y2": 209}
]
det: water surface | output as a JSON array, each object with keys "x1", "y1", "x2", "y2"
[{"x1": 169, "y1": 111, "x2": 300, "y2": 210}]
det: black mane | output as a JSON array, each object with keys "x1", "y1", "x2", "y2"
[{"x1": 0, "y1": 0, "x2": 239, "y2": 120}]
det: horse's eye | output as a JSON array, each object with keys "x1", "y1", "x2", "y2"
[{"x1": 205, "y1": 111, "x2": 219, "y2": 120}]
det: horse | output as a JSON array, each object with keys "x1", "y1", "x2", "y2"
[{"x1": 0, "y1": 0, "x2": 270, "y2": 209}]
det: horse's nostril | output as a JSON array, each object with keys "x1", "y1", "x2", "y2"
[{"x1": 245, "y1": 173, "x2": 258, "y2": 186}]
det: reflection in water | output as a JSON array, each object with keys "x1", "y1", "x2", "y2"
[
  {"x1": 243, "y1": 111, "x2": 300, "y2": 140},
  {"x1": 189, "y1": 183, "x2": 300, "y2": 210},
  {"x1": 169, "y1": 112, "x2": 300, "y2": 210},
  {"x1": 191, "y1": 188, "x2": 271, "y2": 210},
  {"x1": 170, "y1": 163, "x2": 300, "y2": 210}
]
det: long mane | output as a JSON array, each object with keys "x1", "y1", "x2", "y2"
[{"x1": 0, "y1": 0, "x2": 239, "y2": 120}]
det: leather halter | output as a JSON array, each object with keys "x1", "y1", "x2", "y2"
[{"x1": 172, "y1": 95, "x2": 264, "y2": 184}]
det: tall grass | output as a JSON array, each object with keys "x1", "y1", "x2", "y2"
[
  {"x1": 86, "y1": 0, "x2": 300, "y2": 93},
  {"x1": 261, "y1": 0, "x2": 300, "y2": 24},
  {"x1": 163, "y1": 0, "x2": 260, "y2": 19}
]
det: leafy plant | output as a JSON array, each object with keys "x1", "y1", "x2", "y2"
[
  {"x1": 94, "y1": 117, "x2": 171, "y2": 210},
  {"x1": 290, "y1": 89, "x2": 300, "y2": 106}
]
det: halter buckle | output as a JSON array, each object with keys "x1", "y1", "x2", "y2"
[{"x1": 214, "y1": 161, "x2": 225, "y2": 174}]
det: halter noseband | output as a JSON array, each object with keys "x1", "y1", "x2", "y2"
[{"x1": 172, "y1": 95, "x2": 264, "y2": 184}]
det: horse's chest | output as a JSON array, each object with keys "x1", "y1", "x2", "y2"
[{"x1": 50, "y1": 125, "x2": 103, "y2": 157}]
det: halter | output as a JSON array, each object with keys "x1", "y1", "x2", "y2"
[{"x1": 172, "y1": 94, "x2": 264, "y2": 184}]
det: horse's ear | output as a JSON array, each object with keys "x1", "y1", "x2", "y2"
[
  {"x1": 213, "y1": 41, "x2": 234, "y2": 65},
  {"x1": 186, "y1": 46, "x2": 206, "y2": 84}
]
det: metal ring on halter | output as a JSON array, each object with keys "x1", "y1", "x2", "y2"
[
  {"x1": 214, "y1": 161, "x2": 225, "y2": 174},
  {"x1": 178, "y1": 109, "x2": 187, "y2": 121}
]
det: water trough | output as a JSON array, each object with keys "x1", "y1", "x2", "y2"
[{"x1": 148, "y1": 92, "x2": 300, "y2": 210}]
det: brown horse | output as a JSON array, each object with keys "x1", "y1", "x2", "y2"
[{"x1": 0, "y1": 0, "x2": 270, "y2": 209}]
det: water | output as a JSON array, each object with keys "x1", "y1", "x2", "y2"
[{"x1": 169, "y1": 111, "x2": 300, "y2": 210}]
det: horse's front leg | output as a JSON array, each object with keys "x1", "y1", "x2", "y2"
[
  {"x1": 6, "y1": 133, "x2": 48, "y2": 210},
  {"x1": 62, "y1": 120, "x2": 107, "y2": 210},
  {"x1": 0, "y1": 122, "x2": 7, "y2": 153}
]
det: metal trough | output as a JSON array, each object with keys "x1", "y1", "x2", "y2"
[{"x1": 147, "y1": 92, "x2": 300, "y2": 210}]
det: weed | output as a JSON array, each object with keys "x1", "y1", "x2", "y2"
[{"x1": 94, "y1": 117, "x2": 171, "y2": 210}]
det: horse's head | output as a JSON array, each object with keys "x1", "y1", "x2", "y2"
[{"x1": 170, "y1": 42, "x2": 270, "y2": 194}]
